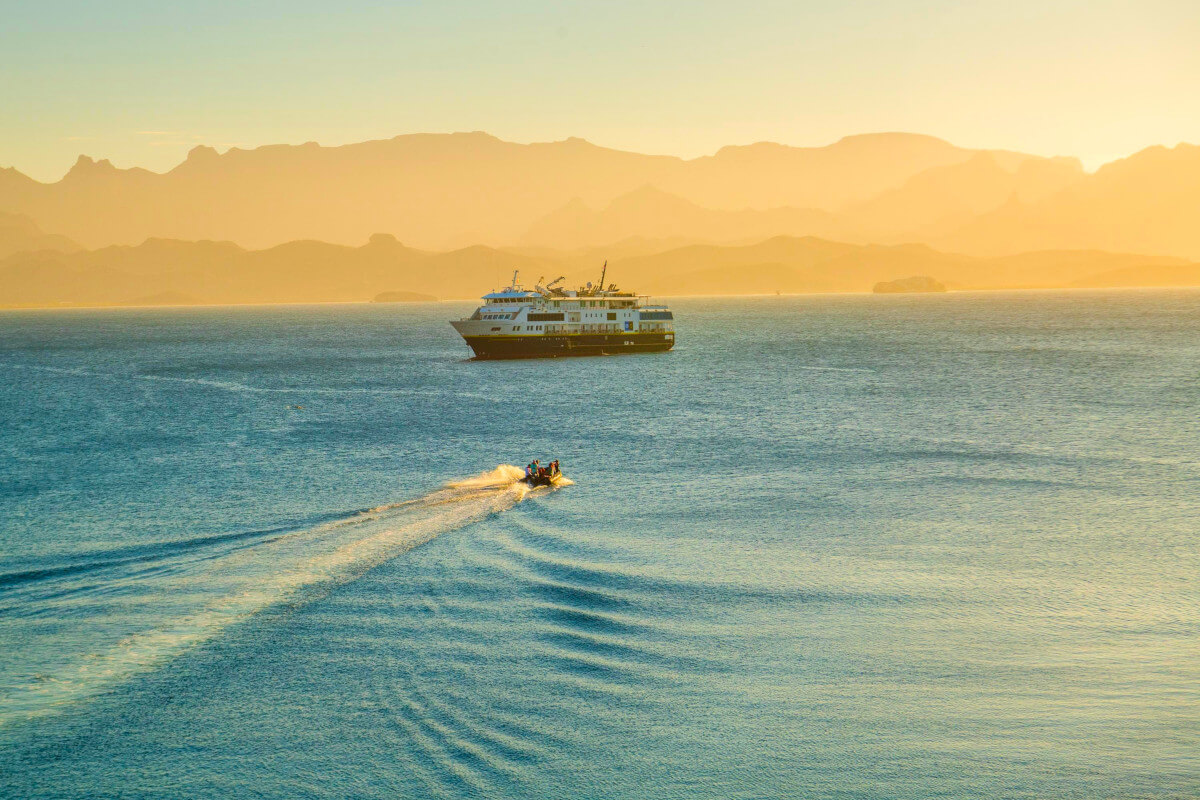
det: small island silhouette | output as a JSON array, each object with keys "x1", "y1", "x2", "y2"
[{"x1": 873, "y1": 275, "x2": 947, "y2": 294}]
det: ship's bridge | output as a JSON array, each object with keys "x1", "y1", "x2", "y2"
[{"x1": 483, "y1": 290, "x2": 541, "y2": 301}]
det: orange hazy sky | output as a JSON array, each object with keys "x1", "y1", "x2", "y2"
[{"x1": 2, "y1": 0, "x2": 1197, "y2": 181}]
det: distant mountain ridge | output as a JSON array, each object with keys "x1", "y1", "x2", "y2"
[
  {"x1": 0, "y1": 233, "x2": 555, "y2": 307},
  {"x1": 937, "y1": 143, "x2": 1200, "y2": 258},
  {"x1": 0, "y1": 131, "x2": 1078, "y2": 253},
  {"x1": 521, "y1": 186, "x2": 841, "y2": 248},
  {"x1": 519, "y1": 150, "x2": 1085, "y2": 250},
  {"x1": 3, "y1": 131, "x2": 1199, "y2": 259},
  {"x1": 3, "y1": 231, "x2": 1195, "y2": 309},
  {"x1": 0, "y1": 211, "x2": 81, "y2": 259}
]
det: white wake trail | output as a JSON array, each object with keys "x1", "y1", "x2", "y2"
[{"x1": 0, "y1": 465, "x2": 567, "y2": 726}]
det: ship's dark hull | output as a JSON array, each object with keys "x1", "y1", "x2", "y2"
[{"x1": 463, "y1": 332, "x2": 674, "y2": 360}]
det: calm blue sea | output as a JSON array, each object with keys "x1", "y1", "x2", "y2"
[{"x1": 1, "y1": 292, "x2": 1198, "y2": 799}]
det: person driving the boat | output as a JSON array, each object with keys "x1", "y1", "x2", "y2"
[{"x1": 549, "y1": 460, "x2": 559, "y2": 476}]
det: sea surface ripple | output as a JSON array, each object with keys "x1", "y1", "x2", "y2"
[{"x1": 1, "y1": 292, "x2": 1198, "y2": 799}]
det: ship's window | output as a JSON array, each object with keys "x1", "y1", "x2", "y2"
[
  {"x1": 607, "y1": 312, "x2": 616, "y2": 320},
  {"x1": 491, "y1": 326, "x2": 501, "y2": 331},
  {"x1": 514, "y1": 326, "x2": 520, "y2": 331}
]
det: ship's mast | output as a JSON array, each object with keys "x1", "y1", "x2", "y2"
[{"x1": 598, "y1": 261, "x2": 607, "y2": 296}]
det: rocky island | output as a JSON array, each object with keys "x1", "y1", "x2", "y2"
[{"x1": 873, "y1": 275, "x2": 947, "y2": 294}]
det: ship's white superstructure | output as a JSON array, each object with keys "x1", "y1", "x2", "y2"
[{"x1": 450, "y1": 268, "x2": 675, "y2": 359}]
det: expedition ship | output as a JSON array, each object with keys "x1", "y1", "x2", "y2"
[{"x1": 450, "y1": 266, "x2": 674, "y2": 359}]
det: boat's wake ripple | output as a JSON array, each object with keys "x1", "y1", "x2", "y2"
[{"x1": 0, "y1": 465, "x2": 566, "y2": 727}]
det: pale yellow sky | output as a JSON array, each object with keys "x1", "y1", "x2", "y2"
[{"x1": 2, "y1": 0, "x2": 1197, "y2": 181}]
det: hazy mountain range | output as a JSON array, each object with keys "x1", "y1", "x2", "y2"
[
  {"x1": 4, "y1": 131, "x2": 1056, "y2": 251},
  {"x1": 0, "y1": 211, "x2": 81, "y2": 259},
  {"x1": 2, "y1": 131, "x2": 1200, "y2": 307},
  {"x1": 520, "y1": 151, "x2": 1084, "y2": 250},
  {"x1": 0, "y1": 131, "x2": 1129, "y2": 251},
  {"x1": 3, "y1": 227, "x2": 1196, "y2": 309}
]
